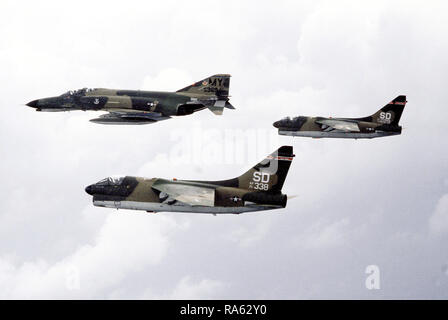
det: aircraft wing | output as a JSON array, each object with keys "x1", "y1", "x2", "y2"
[
  {"x1": 315, "y1": 119, "x2": 360, "y2": 132},
  {"x1": 152, "y1": 179, "x2": 215, "y2": 207},
  {"x1": 90, "y1": 111, "x2": 171, "y2": 124}
]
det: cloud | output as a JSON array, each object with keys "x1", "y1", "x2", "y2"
[
  {"x1": 1, "y1": 0, "x2": 448, "y2": 299},
  {"x1": 0, "y1": 212, "x2": 180, "y2": 299},
  {"x1": 226, "y1": 216, "x2": 273, "y2": 247},
  {"x1": 429, "y1": 194, "x2": 448, "y2": 235},
  {"x1": 293, "y1": 218, "x2": 350, "y2": 250},
  {"x1": 167, "y1": 276, "x2": 226, "y2": 300},
  {"x1": 140, "y1": 276, "x2": 226, "y2": 300},
  {"x1": 141, "y1": 68, "x2": 193, "y2": 92}
]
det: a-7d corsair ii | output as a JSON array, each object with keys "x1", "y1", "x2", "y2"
[
  {"x1": 26, "y1": 74, "x2": 234, "y2": 124},
  {"x1": 85, "y1": 146, "x2": 295, "y2": 214},
  {"x1": 273, "y1": 95, "x2": 407, "y2": 139}
]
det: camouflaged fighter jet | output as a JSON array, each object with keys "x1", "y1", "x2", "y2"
[
  {"x1": 273, "y1": 95, "x2": 407, "y2": 139},
  {"x1": 26, "y1": 74, "x2": 234, "y2": 124},
  {"x1": 85, "y1": 146, "x2": 295, "y2": 214}
]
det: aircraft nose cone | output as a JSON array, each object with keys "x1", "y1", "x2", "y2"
[
  {"x1": 26, "y1": 100, "x2": 39, "y2": 108},
  {"x1": 273, "y1": 120, "x2": 281, "y2": 128},
  {"x1": 85, "y1": 185, "x2": 93, "y2": 195}
]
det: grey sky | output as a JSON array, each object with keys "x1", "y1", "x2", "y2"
[{"x1": 0, "y1": 0, "x2": 447, "y2": 298}]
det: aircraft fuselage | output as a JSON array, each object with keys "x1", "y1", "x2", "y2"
[
  {"x1": 27, "y1": 88, "x2": 205, "y2": 116},
  {"x1": 85, "y1": 176, "x2": 286, "y2": 215},
  {"x1": 274, "y1": 116, "x2": 402, "y2": 139}
]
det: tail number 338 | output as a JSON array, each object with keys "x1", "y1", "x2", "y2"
[{"x1": 252, "y1": 172, "x2": 270, "y2": 190}]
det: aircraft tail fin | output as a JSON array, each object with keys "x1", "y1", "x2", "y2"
[
  {"x1": 237, "y1": 146, "x2": 295, "y2": 193},
  {"x1": 177, "y1": 74, "x2": 231, "y2": 98},
  {"x1": 360, "y1": 95, "x2": 407, "y2": 125}
]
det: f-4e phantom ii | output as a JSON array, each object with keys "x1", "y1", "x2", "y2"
[
  {"x1": 273, "y1": 95, "x2": 407, "y2": 139},
  {"x1": 85, "y1": 146, "x2": 295, "y2": 214},
  {"x1": 26, "y1": 74, "x2": 234, "y2": 124}
]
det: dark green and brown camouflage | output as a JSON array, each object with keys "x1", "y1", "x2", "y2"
[
  {"x1": 26, "y1": 74, "x2": 234, "y2": 124},
  {"x1": 85, "y1": 146, "x2": 295, "y2": 214},
  {"x1": 273, "y1": 95, "x2": 407, "y2": 139}
]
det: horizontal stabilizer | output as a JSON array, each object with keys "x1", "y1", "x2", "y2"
[{"x1": 225, "y1": 102, "x2": 235, "y2": 109}]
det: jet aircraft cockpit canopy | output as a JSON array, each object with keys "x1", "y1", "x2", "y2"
[
  {"x1": 281, "y1": 116, "x2": 307, "y2": 122},
  {"x1": 293, "y1": 116, "x2": 307, "y2": 122},
  {"x1": 60, "y1": 88, "x2": 95, "y2": 97},
  {"x1": 276, "y1": 116, "x2": 307, "y2": 127},
  {"x1": 96, "y1": 176, "x2": 125, "y2": 186}
]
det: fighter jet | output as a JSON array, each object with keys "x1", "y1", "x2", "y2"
[
  {"x1": 26, "y1": 74, "x2": 234, "y2": 124},
  {"x1": 273, "y1": 95, "x2": 407, "y2": 139},
  {"x1": 85, "y1": 146, "x2": 295, "y2": 214}
]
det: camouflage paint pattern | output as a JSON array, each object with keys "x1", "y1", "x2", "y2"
[
  {"x1": 273, "y1": 95, "x2": 407, "y2": 139},
  {"x1": 26, "y1": 74, "x2": 234, "y2": 124},
  {"x1": 85, "y1": 146, "x2": 295, "y2": 214}
]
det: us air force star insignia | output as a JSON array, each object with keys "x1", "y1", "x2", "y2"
[{"x1": 230, "y1": 196, "x2": 240, "y2": 203}]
